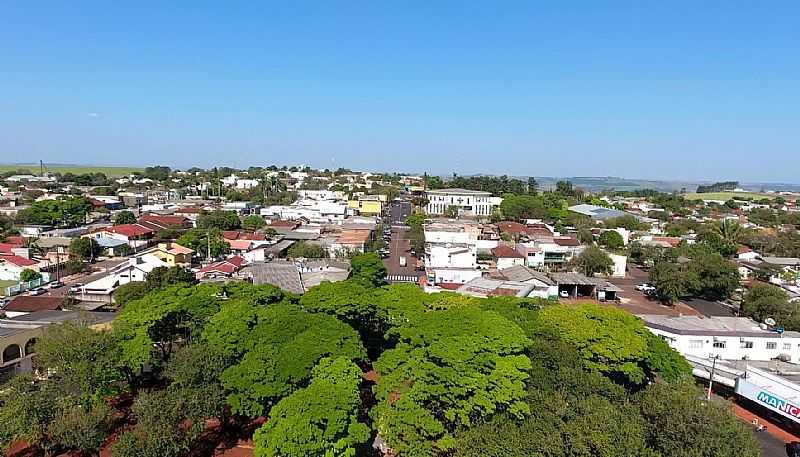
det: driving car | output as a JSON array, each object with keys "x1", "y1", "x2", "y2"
[
  {"x1": 28, "y1": 288, "x2": 46, "y2": 296},
  {"x1": 68, "y1": 283, "x2": 84, "y2": 294},
  {"x1": 48, "y1": 281, "x2": 64, "y2": 289}
]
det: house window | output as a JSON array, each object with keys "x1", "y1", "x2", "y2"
[
  {"x1": 766, "y1": 342, "x2": 777, "y2": 350},
  {"x1": 713, "y1": 341, "x2": 726, "y2": 349},
  {"x1": 689, "y1": 340, "x2": 703, "y2": 349},
  {"x1": 784, "y1": 343, "x2": 792, "y2": 351},
  {"x1": 741, "y1": 341, "x2": 754, "y2": 349}
]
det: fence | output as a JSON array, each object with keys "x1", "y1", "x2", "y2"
[{"x1": 3, "y1": 272, "x2": 52, "y2": 297}]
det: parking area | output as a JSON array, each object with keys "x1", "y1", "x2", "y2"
[{"x1": 607, "y1": 266, "x2": 700, "y2": 316}]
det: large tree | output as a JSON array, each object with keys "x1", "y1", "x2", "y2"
[
  {"x1": 372, "y1": 307, "x2": 531, "y2": 456},
  {"x1": 221, "y1": 304, "x2": 366, "y2": 417},
  {"x1": 535, "y1": 304, "x2": 690, "y2": 386},
  {"x1": 252, "y1": 357, "x2": 370, "y2": 457},
  {"x1": 350, "y1": 252, "x2": 387, "y2": 286},
  {"x1": 197, "y1": 210, "x2": 241, "y2": 230},
  {"x1": 572, "y1": 245, "x2": 613, "y2": 276},
  {"x1": 742, "y1": 283, "x2": 800, "y2": 329},
  {"x1": 113, "y1": 210, "x2": 136, "y2": 225}
]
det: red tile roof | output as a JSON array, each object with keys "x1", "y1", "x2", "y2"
[
  {"x1": 268, "y1": 220, "x2": 300, "y2": 229},
  {"x1": 103, "y1": 224, "x2": 156, "y2": 238},
  {"x1": 491, "y1": 245, "x2": 524, "y2": 258},
  {"x1": 139, "y1": 214, "x2": 189, "y2": 228},
  {"x1": 195, "y1": 256, "x2": 245, "y2": 278},
  {"x1": 5, "y1": 296, "x2": 64, "y2": 312},
  {"x1": 226, "y1": 239, "x2": 254, "y2": 251},
  {"x1": 3, "y1": 236, "x2": 26, "y2": 245},
  {"x1": 223, "y1": 231, "x2": 265, "y2": 241},
  {"x1": 0, "y1": 254, "x2": 38, "y2": 267},
  {"x1": 553, "y1": 236, "x2": 581, "y2": 247},
  {"x1": 0, "y1": 243, "x2": 23, "y2": 255},
  {"x1": 496, "y1": 221, "x2": 528, "y2": 235},
  {"x1": 652, "y1": 236, "x2": 681, "y2": 248}
]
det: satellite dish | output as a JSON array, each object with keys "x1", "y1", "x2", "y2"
[{"x1": 765, "y1": 318, "x2": 777, "y2": 326}]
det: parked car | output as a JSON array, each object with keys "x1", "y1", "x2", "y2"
[
  {"x1": 28, "y1": 288, "x2": 46, "y2": 296},
  {"x1": 48, "y1": 281, "x2": 64, "y2": 289},
  {"x1": 559, "y1": 290, "x2": 570, "y2": 298},
  {"x1": 68, "y1": 283, "x2": 84, "y2": 294},
  {"x1": 635, "y1": 283, "x2": 656, "y2": 292}
]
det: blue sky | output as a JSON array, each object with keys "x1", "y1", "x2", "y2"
[{"x1": 2, "y1": 2, "x2": 798, "y2": 182}]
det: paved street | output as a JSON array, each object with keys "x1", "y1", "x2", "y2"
[
  {"x1": 382, "y1": 226, "x2": 422, "y2": 279},
  {"x1": 41, "y1": 258, "x2": 128, "y2": 298}
]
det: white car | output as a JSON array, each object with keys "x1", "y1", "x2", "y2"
[{"x1": 635, "y1": 283, "x2": 655, "y2": 292}]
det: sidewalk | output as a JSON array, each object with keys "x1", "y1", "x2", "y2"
[{"x1": 732, "y1": 402, "x2": 800, "y2": 443}]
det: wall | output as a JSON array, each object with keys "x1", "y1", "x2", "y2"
[{"x1": 648, "y1": 327, "x2": 800, "y2": 363}]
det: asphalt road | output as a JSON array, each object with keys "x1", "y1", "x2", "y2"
[
  {"x1": 758, "y1": 431, "x2": 790, "y2": 456},
  {"x1": 42, "y1": 258, "x2": 128, "y2": 297},
  {"x1": 382, "y1": 226, "x2": 422, "y2": 278},
  {"x1": 683, "y1": 297, "x2": 737, "y2": 317}
]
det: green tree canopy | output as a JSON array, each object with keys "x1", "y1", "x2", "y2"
[
  {"x1": 638, "y1": 382, "x2": 759, "y2": 457},
  {"x1": 742, "y1": 283, "x2": 800, "y2": 329},
  {"x1": 19, "y1": 268, "x2": 42, "y2": 282},
  {"x1": 69, "y1": 237, "x2": 103, "y2": 261},
  {"x1": 598, "y1": 230, "x2": 624, "y2": 250},
  {"x1": 197, "y1": 210, "x2": 241, "y2": 230},
  {"x1": 572, "y1": 245, "x2": 614, "y2": 276},
  {"x1": 286, "y1": 240, "x2": 328, "y2": 259},
  {"x1": 176, "y1": 228, "x2": 229, "y2": 259},
  {"x1": 221, "y1": 303, "x2": 366, "y2": 417},
  {"x1": 535, "y1": 304, "x2": 689, "y2": 386},
  {"x1": 242, "y1": 214, "x2": 266, "y2": 230},
  {"x1": 16, "y1": 196, "x2": 92, "y2": 226},
  {"x1": 113, "y1": 210, "x2": 137, "y2": 225},
  {"x1": 253, "y1": 357, "x2": 370, "y2": 457},
  {"x1": 372, "y1": 307, "x2": 531, "y2": 456},
  {"x1": 350, "y1": 252, "x2": 387, "y2": 286}
]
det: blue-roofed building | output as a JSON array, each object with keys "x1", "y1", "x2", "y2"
[{"x1": 568, "y1": 204, "x2": 628, "y2": 220}]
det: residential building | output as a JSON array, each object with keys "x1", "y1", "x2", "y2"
[
  {"x1": 491, "y1": 245, "x2": 525, "y2": 270},
  {"x1": 153, "y1": 242, "x2": 194, "y2": 267},
  {"x1": 424, "y1": 188, "x2": 501, "y2": 218},
  {"x1": 79, "y1": 254, "x2": 169, "y2": 302},
  {"x1": 495, "y1": 265, "x2": 559, "y2": 298},
  {"x1": 347, "y1": 195, "x2": 384, "y2": 216},
  {"x1": 0, "y1": 254, "x2": 39, "y2": 281},
  {"x1": 195, "y1": 256, "x2": 246, "y2": 281}
]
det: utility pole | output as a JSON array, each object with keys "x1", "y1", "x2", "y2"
[{"x1": 707, "y1": 355, "x2": 720, "y2": 401}]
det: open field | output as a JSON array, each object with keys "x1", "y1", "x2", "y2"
[
  {"x1": 683, "y1": 191, "x2": 775, "y2": 201},
  {"x1": 0, "y1": 164, "x2": 142, "y2": 177}
]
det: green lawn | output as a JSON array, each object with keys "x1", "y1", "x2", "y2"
[
  {"x1": 0, "y1": 279, "x2": 17, "y2": 296},
  {"x1": 0, "y1": 164, "x2": 142, "y2": 177},
  {"x1": 683, "y1": 191, "x2": 774, "y2": 201}
]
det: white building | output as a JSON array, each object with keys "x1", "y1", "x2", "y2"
[
  {"x1": 423, "y1": 220, "x2": 482, "y2": 285},
  {"x1": 424, "y1": 189, "x2": 501, "y2": 218},
  {"x1": 641, "y1": 314, "x2": 800, "y2": 363},
  {"x1": 79, "y1": 254, "x2": 168, "y2": 303},
  {"x1": 608, "y1": 252, "x2": 627, "y2": 278}
]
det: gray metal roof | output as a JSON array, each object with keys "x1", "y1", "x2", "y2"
[
  {"x1": 497, "y1": 265, "x2": 555, "y2": 285},
  {"x1": 640, "y1": 314, "x2": 800, "y2": 338},
  {"x1": 243, "y1": 261, "x2": 305, "y2": 294}
]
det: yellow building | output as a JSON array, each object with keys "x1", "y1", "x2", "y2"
[
  {"x1": 153, "y1": 242, "x2": 194, "y2": 267},
  {"x1": 347, "y1": 195, "x2": 384, "y2": 216}
]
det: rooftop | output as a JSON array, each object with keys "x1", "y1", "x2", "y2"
[
  {"x1": 425, "y1": 188, "x2": 492, "y2": 196},
  {"x1": 640, "y1": 314, "x2": 800, "y2": 338}
]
